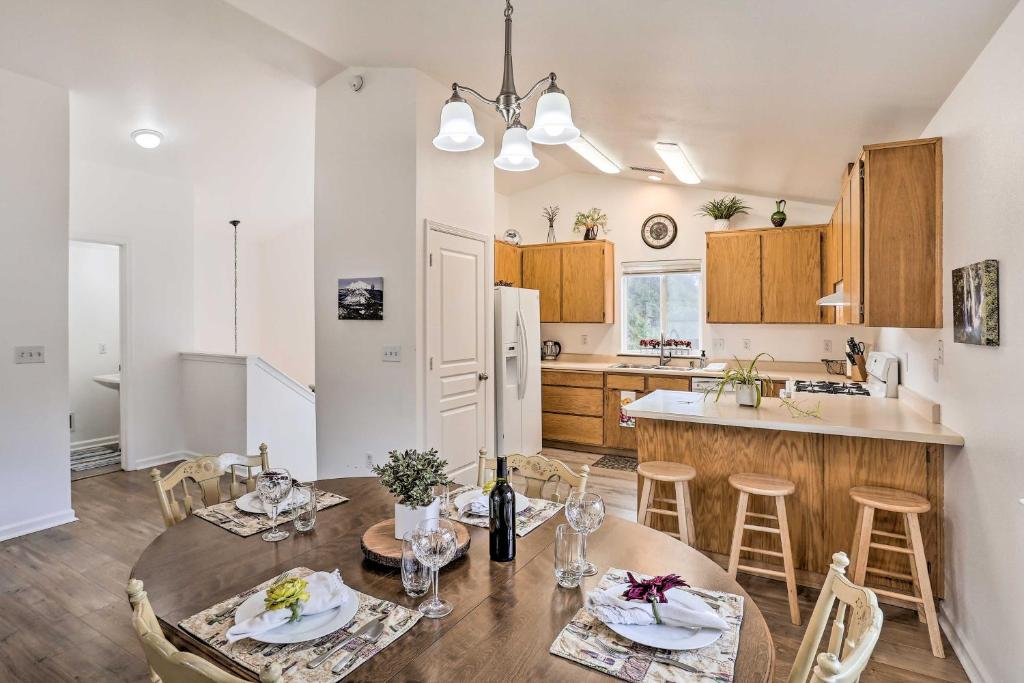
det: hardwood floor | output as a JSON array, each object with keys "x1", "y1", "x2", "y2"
[{"x1": 0, "y1": 454, "x2": 969, "y2": 682}]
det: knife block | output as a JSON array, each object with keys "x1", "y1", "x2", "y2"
[{"x1": 848, "y1": 355, "x2": 868, "y2": 382}]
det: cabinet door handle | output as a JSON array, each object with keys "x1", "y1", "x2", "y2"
[{"x1": 478, "y1": 372, "x2": 489, "y2": 381}]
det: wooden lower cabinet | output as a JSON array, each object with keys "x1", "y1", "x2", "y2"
[
  {"x1": 542, "y1": 413, "x2": 604, "y2": 446},
  {"x1": 604, "y1": 389, "x2": 647, "y2": 450},
  {"x1": 541, "y1": 385, "x2": 603, "y2": 417},
  {"x1": 646, "y1": 376, "x2": 691, "y2": 391},
  {"x1": 541, "y1": 369, "x2": 603, "y2": 388}
]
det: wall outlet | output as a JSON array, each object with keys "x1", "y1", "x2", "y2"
[
  {"x1": 742, "y1": 339, "x2": 752, "y2": 351},
  {"x1": 14, "y1": 346, "x2": 45, "y2": 364},
  {"x1": 713, "y1": 338, "x2": 725, "y2": 352},
  {"x1": 382, "y1": 345, "x2": 401, "y2": 362},
  {"x1": 823, "y1": 339, "x2": 833, "y2": 353},
  {"x1": 98, "y1": 343, "x2": 107, "y2": 355},
  {"x1": 936, "y1": 339, "x2": 944, "y2": 365},
  {"x1": 365, "y1": 453, "x2": 374, "y2": 470},
  {"x1": 581, "y1": 334, "x2": 589, "y2": 346}
]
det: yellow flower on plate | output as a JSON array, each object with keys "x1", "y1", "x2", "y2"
[{"x1": 264, "y1": 577, "x2": 310, "y2": 623}]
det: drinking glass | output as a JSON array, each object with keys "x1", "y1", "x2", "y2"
[
  {"x1": 401, "y1": 532, "x2": 432, "y2": 597},
  {"x1": 432, "y1": 484, "x2": 451, "y2": 518},
  {"x1": 565, "y1": 491, "x2": 605, "y2": 577},
  {"x1": 554, "y1": 524, "x2": 584, "y2": 588},
  {"x1": 292, "y1": 482, "x2": 317, "y2": 532},
  {"x1": 255, "y1": 468, "x2": 292, "y2": 542},
  {"x1": 409, "y1": 518, "x2": 459, "y2": 618}
]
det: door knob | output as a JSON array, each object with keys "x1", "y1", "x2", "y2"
[{"x1": 478, "y1": 372, "x2": 489, "y2": 381}]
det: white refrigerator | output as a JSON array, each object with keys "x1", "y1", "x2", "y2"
[{"x1": 494, "y1": 287, "x2": 542, "y2": 458}]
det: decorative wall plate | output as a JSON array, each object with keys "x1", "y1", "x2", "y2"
[
  {"x1": 641, "y1": 213, "x2": 677, "y2": 249},
  {"x1": 503, "y1": 229, "x2": 522, "y2": 246}
]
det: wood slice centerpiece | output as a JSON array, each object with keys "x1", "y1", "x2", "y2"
[{"x1": 360, "y1": 519, "x2": 472, "y2": 568}]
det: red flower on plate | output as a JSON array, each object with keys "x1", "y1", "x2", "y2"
[{"x1": 621, "y1": 573, "x2": 688, "y2": 604}]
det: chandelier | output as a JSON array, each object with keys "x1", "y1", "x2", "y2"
[{"x1": 432, "y1": 0, "x2": 580, "y2": 171}]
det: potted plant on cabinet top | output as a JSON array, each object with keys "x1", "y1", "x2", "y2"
[
  {"x1": 573, "y1": 207, "x2": 609, "y2": 240},
  {"x1": 372, "y1": 448, "x2": 452, "y2": 539},
  {"x1": 703, "y1": 353, "x2": 774, "y2": 407},
  {"x1": 542, "y1": 205, "x2": 560, "y2": 243},
  {"x1": 696, "y1": 195, "x2": 751, "y2": 230}
]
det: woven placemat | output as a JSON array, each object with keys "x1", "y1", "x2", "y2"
[{"x1": 194, "y1": 490, "x2": 347, "y2": 537}]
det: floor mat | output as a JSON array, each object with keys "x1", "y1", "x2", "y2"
[
  {"x1": 71, "y1": 443, "x2": 121, "y2": 472},
  {"x1": 590, "y1": 455, "x2": 638, "y2": 472}
]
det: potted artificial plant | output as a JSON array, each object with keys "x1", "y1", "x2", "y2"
[
  {"x1": 704, "y1": 353, "x2": 773, "y2": 407},
  {"x1": 696, "y1": 195, "x2": 751, "y2": 230},
  {"x1": 573, "y1": 207, "x2": 609, "y2": 240},
  {"x1": 372, "y1": 448, "x2": 452, "y2": 539}
]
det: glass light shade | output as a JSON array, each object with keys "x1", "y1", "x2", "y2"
[
  {"x1": 527, "y1": 92, "x2": 580, "y2": 145},
  {"x1": 494, "y1": 126, "x2": 539, "y2": 172},
  {"x1": 131, "y1": 129, "x2": 163, "y2": 149},
  {"x1": 433, "y1": 101, "x2": 484, "y2": 152}
]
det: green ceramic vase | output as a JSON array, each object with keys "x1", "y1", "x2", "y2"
[{"x1": 771, "y1": 199, "x2": 787, "y2": 227}]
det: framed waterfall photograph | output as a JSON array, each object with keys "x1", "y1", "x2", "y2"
[
  {"x1": 338, "y1": 277, "x2": 384, "y2": 320},
  {"x1": 952, "y1": 260, "x2": 998, "y2": 346}
]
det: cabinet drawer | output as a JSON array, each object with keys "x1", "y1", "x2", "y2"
[
  {"x1": 605, "y1": 373, "x2": 646, "y2": 391},
  {"x1": 542, "y1": 386, "x2": 603, "y2": 416},
  {"x1": 646, "y1": 376, "x2": 692, "y2": 391},
  {"x1": 542, "y1": 413, "x2": 604, "y2": 446},
  {"x1": 541, "y1": 370, "x2": 604, "y2": 388}
]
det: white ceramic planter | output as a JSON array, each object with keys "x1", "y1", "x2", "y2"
[
  {"x1": 394, "y1": 498, "x2": 440, "y2": 540},
  {"x1": 712, "y1": 218, "x2": 731, "y2": 231},
  {"x1": 735, "y1": 384, "x2": 758, "y2": 407}
]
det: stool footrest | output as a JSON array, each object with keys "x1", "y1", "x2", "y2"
[
  {"x1": 743, "y1": 523, "x2": 781, "y2": 535},
  {"x1": 737, "y1": 564, "x2": 786, "y2": 579},
  {"x1": 646, "y1": 507, "x2": 678, "y2": 517},
  {"x1": 870, "y1": 542, "x2": 913, "y2": 555},
  {"x1": 871, "y1": 529, "x2": 908, "y2": 540},
  {"x1": 866, "y1": 567, "x2": 914, "y2": 581},
  {"x1": 740, "y1": 546, "x2": 784, "y2": 558},
  {"x1": 652, "y1": 497, "x2": 677, "y2": 505},
  {"x1": 871, "y1": 587, "x2": 924, "y2": 604},
  {"x1": 744, "y1": 512, "x2": 778, "y2": 521}
]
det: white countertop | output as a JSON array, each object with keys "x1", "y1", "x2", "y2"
[
  {"x1": 623, "y1": 390, "x2": 965, "y2": 446},
  {"x1": 540, "y1": 356, "x2": 841, "y2": 384}
]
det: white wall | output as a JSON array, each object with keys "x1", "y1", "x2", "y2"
[
  {"x1": 257, "y1": 224, "x2": 315, "y2": 387},
  {"x1": 504, "y1": 172, "x2": 874, "y2": 361},
  {"x1": 314, "y1": 67, "x2": 493, "y2": 478},
  {"x1": 68, "y1": 241, "x2": 120, "y2": 444},
  {"x1": 70, "y1": 160, "x2": 195, "y2": 471},
  {"x1": 0, "y1": 68, "x2": 74, "y2": 540},
  {"x1": 875, "y1": 5, "x2": 1024, "y2": 681}
]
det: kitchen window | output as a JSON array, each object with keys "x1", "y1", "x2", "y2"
[{"x1": 620, "y1": 260, "x2": 702, "y2": 355}]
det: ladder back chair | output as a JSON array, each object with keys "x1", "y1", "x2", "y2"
[
  {"x1": 477, "y1": 449, "x2": 589, "y2": 502},
  {"x1": 787, "y1": 552, "x2": 884, "y2": 683},
  {"x1": 150, "y1": 444, "x2": 270, "y2": 528},
  {"x1": 127, "y1": 579, "x2": 281, "y2": 683}
]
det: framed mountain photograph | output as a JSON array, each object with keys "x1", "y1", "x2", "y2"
[
  {"x1": 338, "y1": 277, "x2": 384, "y2": 320},
  {"x1": 952, "y1": 260, "x2": 998, "y2": 346}
]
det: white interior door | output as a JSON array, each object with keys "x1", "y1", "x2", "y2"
[{"x1": 426, "y1": 223, "x2": 487, "y2": 482}]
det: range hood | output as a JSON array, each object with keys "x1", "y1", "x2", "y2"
[{"x1": 817, "y1": 282, "x2": 848, "y2": 307}]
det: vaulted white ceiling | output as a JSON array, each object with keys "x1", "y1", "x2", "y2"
[{"x1": 226, "y1": 0, "x2": 1016, "y2": 202}]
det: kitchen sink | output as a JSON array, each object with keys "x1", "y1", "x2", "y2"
[{"x1": 608, "y1": 363, "x2": 689, "y2": 371}]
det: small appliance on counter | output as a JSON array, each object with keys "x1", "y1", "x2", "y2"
[
  {"x1": 541, "y1": 340, "x2": 561, "y2": 360},
  {"x1": 864, "y1": 351, "x2": 900, "y2": 398}
]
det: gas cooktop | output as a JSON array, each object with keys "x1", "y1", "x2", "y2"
[{"x1": 793, "y1": 380, "x2": 870, "y2": 397}]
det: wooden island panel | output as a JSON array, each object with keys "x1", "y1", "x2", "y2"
[{"x1": 635, "y1": 418, "x2": 944, "y2": 599}]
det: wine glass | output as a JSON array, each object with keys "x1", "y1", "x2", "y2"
[
  {"x1": 565, "y1": 491, "x2": 605, "y2": 577},
  {"x1": 255, "y1": 468, "x2": 292, "y2": 542},
  {"x1": 409, "y1": 518, "x2": 459, "y2": 618}
]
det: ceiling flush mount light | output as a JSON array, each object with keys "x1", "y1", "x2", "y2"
[
  {"x1": 567, "y1": 136, "x2": 619, "y2": 174},
  {"x1": 131, "y1": 129, "x2": 163, "y2": 149},
  {"x1": 648, "y1": 174, "x2": 662, "y2": 181},
  {"x1": 654, "y1": 142, "x2": 700, "y2": 184},
  {"x1": 433, "y1": 0, "x2": 580, "y2": 171}
]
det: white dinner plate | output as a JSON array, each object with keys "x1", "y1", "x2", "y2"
[
  {"x1": 235, "y1": 488, "x2": 309, "y2": 515},
  {"x1": 603, "y1": 584, "x2": 725, "y2": 651},
  {"x1": 233, "y1": 584, "x2": 357, "y2": 644},
  {"x1": 453, "y1": 488, "x2": 531, "y2": 517}
]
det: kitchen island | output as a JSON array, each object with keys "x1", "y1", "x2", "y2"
[{"x1": 624, "y1": 390, "x2": 963, "y2": 600}]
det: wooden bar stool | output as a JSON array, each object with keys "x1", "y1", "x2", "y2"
[
  {"x1": 636, "y1": 461, "x2": 697, "y2": 545},
  {"x1": 726, "y1": 473, "x2": 801, "y2": 625},
  {"x1": 848, "y1": 485, "x2": 944, "y2": 658}
]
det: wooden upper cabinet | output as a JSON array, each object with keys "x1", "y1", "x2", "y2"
[
  {"x1": 761, "y1": 227, "x2": 824, "y2": 323},
  {"x1": 706, "y1": 231, "x2": 763, "y2": 323},
  {"x1": 522, "y1": 246, "x2": 562, "y2": 322},
  {"x1": 561, "y1": 242, "x2": 615, "y2": 323},
  {"x1": 493, "y1": 241, "x2": 522, "y2": 287},
  {"x1": 521, "y1": 240, "x2": 615, "y2": 324}
]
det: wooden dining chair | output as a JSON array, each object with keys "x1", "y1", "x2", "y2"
[
  {"x1": 477, "y1": 448, "x2": 589, "y2": 502},
  {"x1": 150, "y1": 445, "x2": 270, "y2": 528},
  {"x1": 128, "y1": 579, "x2": 281, "y2": 683},
  {"x1": 787, "y1": 552, "x2": 884, "y2": 683}
]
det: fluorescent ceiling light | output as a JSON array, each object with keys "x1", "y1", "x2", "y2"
[
  {"x1": 131, "y1": 129, "x2": 163, "y2": 149},
  {"x1": 654, "y1": 142, "x2": 700, "y2": 184},
  {"x1": 648, "y1": 175, "x2": 662, "y2": 181},
  {"x1": 567, "y1": 136, "x2": 619, "y2": 174}
]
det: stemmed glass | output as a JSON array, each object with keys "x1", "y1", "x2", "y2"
[
  {"x1": 409, "y1": 518, "x2": 459, "y2": 618},
  {"x1": 255, "y1": 468, "x2": 293, "y2": 542},
  {"x1": 565, "y1": 491, "x2": 605, "y2": 577}
]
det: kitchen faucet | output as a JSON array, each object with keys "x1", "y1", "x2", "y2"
[{"x1": 659, "y1": 332, "x2": 669, "y2": 366}]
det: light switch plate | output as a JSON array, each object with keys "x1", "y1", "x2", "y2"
[
  {"x1": 382, "y1": 345, "x2": 401, "y2": 362},
  {"x1": 15, "y1": 346, "x2": 45, "y2": 364},
  {"x1": 742, "y1": 339, "x2": 752, "y2": 351},
  {"x1": 713, "y1": 338, "x2": 725, "y2": 352},
  {"x1": 823, "y1": 339, "x2": 833, "y2": 353}
]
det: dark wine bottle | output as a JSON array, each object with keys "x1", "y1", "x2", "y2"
[{"x1": 489, "y1": 455, "x2": 516, "y2": 562}]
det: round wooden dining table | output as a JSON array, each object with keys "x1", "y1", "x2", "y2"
[{"x1": 132, "y1": 477, "x2": 774, "y2": 681}]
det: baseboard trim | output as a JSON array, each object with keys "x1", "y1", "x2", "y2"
[
  {"x1": 0, "y1": 508, "x2": 78, "y2": 543},
  {"x1": 127, "y1": 450, "x2": 200, "y2": 471},
  {"x1": 71, "y1": 435, "x2": 120, "y2": 450},
  {"x1": 939, "y1": 611, "x2": 989, "y2": 683}
]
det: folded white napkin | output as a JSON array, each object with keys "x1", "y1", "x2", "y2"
[
  {"x1": 586, "y1": 585, "x2": 729, "y2": 631},
  {"x1": 226, "y1": 570, "x2": 348, "y2": 643},
  {"x1": 459, "y1": 493, "x2": 489, "y2": 517}
]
